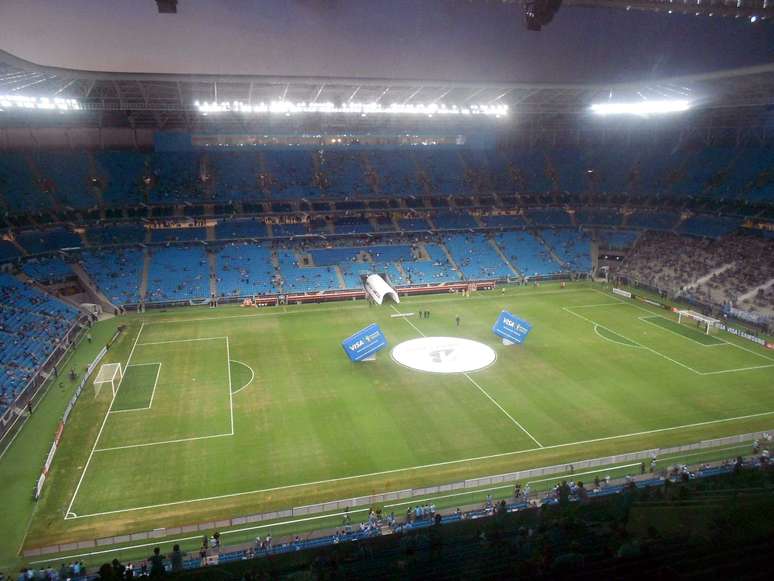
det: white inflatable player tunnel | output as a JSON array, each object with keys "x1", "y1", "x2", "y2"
[{"x1": 364, "y1": 273, "x2": 400, "y2": 305}]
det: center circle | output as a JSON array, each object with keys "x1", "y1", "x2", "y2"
[{"x1": 391, "y1": 337, "x2": 496, "y2": 374}]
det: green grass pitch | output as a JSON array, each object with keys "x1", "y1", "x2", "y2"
[{"x1": 25, "y1": 282, "x2": 774, "y2": 549}]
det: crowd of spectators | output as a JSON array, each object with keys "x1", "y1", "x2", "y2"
[{"x1": 615, "y1": 232, "x2": 774, "y2": 318}]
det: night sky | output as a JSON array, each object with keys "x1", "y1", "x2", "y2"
[{"x1": 0, "y1": 0, "x2": 771, "y2": 83}]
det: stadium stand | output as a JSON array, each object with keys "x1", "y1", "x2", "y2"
[
  {"x1": 495, "y1": 231, "x2": 562, "y2": 277},
  {"x1": 526, "y1": 208, "x2": 572, "y2": 226},
  {"x1": 678, "y1": 214, "x2": 742, "y2": 238},
  {"x1": 147, "y1": 152, "x2": 203, "y2": 203},
  {"x1": 401, "y1": 243, "x2": 459, "y2": 284},
  {"x1": 94, "y1": 150, "x2": 147, "y2": 206},
  {"x1": 433, "y1": 211, "x2": 478, "y2": 229},
  {"x1": 146, "y1": 246, "x2": 210, "y2": 302},
  {"x1": 208, "y1": 151, "x2": 261, "y2": 201},
  {"x1": 398, "y1": 218, "x2": 431, "y2": 231},
  {"x1": 17, "y1": 228, "x2": 82, "y2": 254},
  {"x1": 277, "y1": 249, "x2": 341, "y2": 292},
  {"x1": 87, "y1": 223, "x2": 147, "y2": 246},
  {"x1": 0, "y1": 152, "x2": 50, "y2": 212},
  {"x1": 215, "y1": 242, "x2": 276, "y2": 297},
  {"x1": 538, "y1": 229, "x2": 592, "y2": 271},
  {"x1": 575, "y1": 208, "x2": 621, "y2": 227},
  {"x1": 627, "y1": 210, "x2": 681, "y2": 231},
  {"x1": 332, "y1": 216, "x2": 373, "y2": 234},
  {"x1": 479, "y1": 214, "x2": 526, "y2": 228},
  {"x1": 0, "y1": 239, "x2": 22, "y2": 261},
  {"x1": 215, "y1": 218, "x2": 268, "y2": 240},
  {"x1": 319, "y1": 150, "x2": 370, "y2": 196},
  {"x1": 272, "y1": 222, "x2": 308, "y2": 237},
  {"x1": 21, "y1": 257, "x2": 73, "y2": 283},
  {"x1": 35, "y1": 151, "x2": 95, "y2": 209},
  {"x1": 80, "y1": 248, "x2": 144, "y2": 305},
  {"x1": 0, "y1": 273, "x2": 79, "y2": 402},
  {"x1": 598, "y1": 229, "x2": 639, "y2": 249},
  {"x1": 443, "y1": 233, "x2": 512, "y2": 280},
  {"x1": 263, "y1": 150, "x2": 320, "y2": 198},
  {"x1": 150, "y1": 226, "x2": 207, "y2": 243},
  {"x1": 368, "y1": 150, "x2": 419, "y2": 196},
  {"x1": 308, "y1": 247, "x2": 362, "y2": 266}
]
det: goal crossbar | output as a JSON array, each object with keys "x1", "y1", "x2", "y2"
[
  {"x1": 94, "y1": 362, "x2": 123, "y2": 397},
  {"x1": 677, "y1": 310, "x2": 720, "y2": 335}
]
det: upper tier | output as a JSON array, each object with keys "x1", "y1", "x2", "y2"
[{"x1": 0, "y1": 145, "x2": 772, "y2": 213}]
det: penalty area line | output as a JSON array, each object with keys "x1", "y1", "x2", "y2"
[{"x1": 64, "y1": 321, "x2": 145, "y2": 520}]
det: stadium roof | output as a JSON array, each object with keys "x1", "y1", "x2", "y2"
[{"x1": 0, "y1": 49, "x2": 773, "y2": 134}]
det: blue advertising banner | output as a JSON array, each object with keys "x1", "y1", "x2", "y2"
[
  {"x1": 341, "y1": 323, "x2": 388, "y2": 362},
  {"x1": 492, "y1": 311, "x2": 532, "y2": 345}
]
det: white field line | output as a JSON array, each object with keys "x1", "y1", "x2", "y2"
[
  {"x1": 39, "y1": 439, "x2": 763, "y2": 565},
  {"x1": 95, "y1": 336, "x2": 235, "y2": 452},
  {"x1": 590, "y1": 288, "x2": 774, "y2": 360},
  {"x1": 526, "y1": 462, "x2": 642, "y2": 485},
  {"x1": 63, "y1": 408, "x2": 774, "y2": 521},
  {"x1": 700, "y1": 364, "x2": 774, "y2": 376},
  {"x1": 35, "y1": 508, "x2": 373, "y2": 565},
  {"x1": 563, "y1": 306, "x2": 703, "y2": 375},
  {"x1": 138, "y1": 288, "x2": 600, "y2": 327},
  {"x1": 230, "y1": 360, "x2": 256, "y2": 395},
  {"x1": 147, "y1": 362, "x2": 162, "y2": 408},
  {"x1": 93, "y1": 432, "x2": 233, "y2": 453},
  {"x1": 593, "y1": 324, "x2": 642, "y2": 349},
  {"x1": 110, "y1": 363, "x2": 163, "y2": 414},
  {"x1": 136, "y1": 336, "x2": 228, "y2": 346},
  {"x1": 389, "y1": 304, "x2": 543, "y2": 447},
  {"x1": 226, "y1": 337, "x2": 234, "y2": 435},
  {"x1": 716, "y1": 335, "x2": 774, "y2": 363},
  {"x1": 637, "y1": 315, "x2": 725, "y2": 347},
  {"x1": 571, "y1": 302, "x2": 628, "y2": 309},
  {"x1": 65, "y1": 322, "x2": 145, "y2": 518},
  {"x1": 32, "y1": 438, "x2": 759, "y2": 566},
  {"x1": 464, "y1": 372, "x2": 543, "y2": 447}
]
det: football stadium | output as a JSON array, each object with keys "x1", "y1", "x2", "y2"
[{"x1": 1, "y1": 1, "x2": 773, "y2": 578}]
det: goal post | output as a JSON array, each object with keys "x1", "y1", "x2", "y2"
[
  {"x1": 676, "y1": 310, "x2": 720, "y2": 335},
  {"x1": 94, "y1": 362, "x2": 123, "y2": 397}
]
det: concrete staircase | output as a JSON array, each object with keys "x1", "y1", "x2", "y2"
[
  {"x1": 685, "y1": 262, "x2": 736, "y2": 291},
  {"x1": 70, "y1": 262, "x2": 118, "y2": 314},
  {"x1": 489, "y1": 238, "x2": 520, "y2": 276},
  {"x1": 534, "y1": 231, "x2": 568, "y2": 269},
  {"x1": 5, "y1": 236, "x2": 28, "y2": 256},
  {"x1": 139, "y1": 249, "x2": 151, "y2": 300},
  {"x1": 334, "y1": 265, "x2": 347, "y2": 289},
  {"x1": 207, "y1": 251, "x2": 218, "y2": 297},
  {"x1": 438, "y1": 242, "x2": 463, "y2": 279},
  {"x1": 738, "y1": 277, "x2": 774, "y2": 303}
]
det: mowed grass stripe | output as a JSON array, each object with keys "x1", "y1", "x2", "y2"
[
  {"x1": 24, "y1": 284, "x2": 774, "y2": 548},
  {"x1": 638, "y1": 315, "x2": 725, "y2": 346}
]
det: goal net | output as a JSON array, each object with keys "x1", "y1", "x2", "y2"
[
  {"x1": 677, "y1": 310, "x2": 720, "y2": 335},
  {"x1": 94, "y1": 362, "x2": 123, "y2": 397}
]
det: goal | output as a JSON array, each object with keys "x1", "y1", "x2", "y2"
[
  {"x1": 94, "y1": 362, "x2": 123, "y2": 397},
  {"x1": 677, "y1": 310, "x2": 720, "y2": 335}
]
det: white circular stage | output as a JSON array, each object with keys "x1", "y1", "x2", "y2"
[{"x1": 391, "y1": 337, "x2": 496, "y2": 374}]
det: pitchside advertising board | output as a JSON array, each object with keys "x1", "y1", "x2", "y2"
[
  {"x1": 492, "y1": 310, "x2": 532, "y2": 346},
  {"x1": 341, "y1": 323, "x2": 388, "y2": 362}
]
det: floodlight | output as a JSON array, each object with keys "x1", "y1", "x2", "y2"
[{"x1": 590, "y1": 99, "x2": 692, "y2": 117}]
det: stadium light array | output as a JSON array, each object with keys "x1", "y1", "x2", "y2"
[
  {"x1": 590, "y1": 99, "x2": 692, "y2": 118},
  {"x1": 0, "y1": 95, "x2": 82, "y2": 111},
  {"x1": 194, "y1": 100, "x2": 508, "y2": 118}
]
